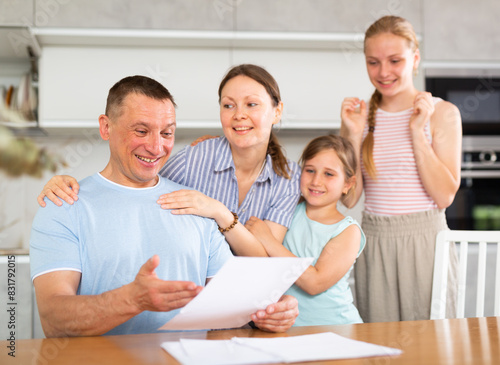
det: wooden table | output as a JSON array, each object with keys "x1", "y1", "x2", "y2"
[{"x1": 1, "y1": 317, "x2": 499, "y2": 364}]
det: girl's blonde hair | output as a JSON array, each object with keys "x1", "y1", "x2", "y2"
[
  {"x1": 299, "y1": 134, "x2": 357, "y2": 207},
  {"x1": 362, "y1": 15, "x2": 419, "y2": 178}
]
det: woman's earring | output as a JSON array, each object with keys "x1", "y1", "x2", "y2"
[{"x1": 413, "y1": 68, "x2": 419, "y2": 77}]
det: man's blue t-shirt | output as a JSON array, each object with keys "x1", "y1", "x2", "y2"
[{"x1": 30, "y1": 173, "x2": 233, "y2": 335}]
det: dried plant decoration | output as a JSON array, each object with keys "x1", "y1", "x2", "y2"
[{"x1": 0, "y1": 102, "x2": 65, "y2": 177}]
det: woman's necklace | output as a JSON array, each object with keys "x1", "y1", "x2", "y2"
[
  {"x1": 237, "y1": 159, "x2": 267, "y2": 207},
  {"x1": 256, "y1": 158, "x2": 266, "y2": 179},
  {"x1": 236, "y1": 157, "x2": 266, "y2": 185}
]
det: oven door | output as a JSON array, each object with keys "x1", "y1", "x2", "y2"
[
  {"x1": 446, "y1": 137, "x2": 500, "y2": 230},
  {"x1": 447, "y1": 176, "x2": 500, "y2": 230}
]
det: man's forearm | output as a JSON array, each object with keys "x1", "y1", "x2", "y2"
[{"x1": 38, "y1": 283, "x2": 140, "y2": 337}]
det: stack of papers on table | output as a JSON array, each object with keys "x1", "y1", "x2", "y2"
[{"x1": 161, "y1": 332, "x2": 403, "y2": 365}]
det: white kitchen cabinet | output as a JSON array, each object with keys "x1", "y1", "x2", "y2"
[
  {"x1": 38, "y1": 45, "x2": 230, "y2": 128},
  {"x1": 36, "y1": 28, "x2": 373, "y2": 130}
]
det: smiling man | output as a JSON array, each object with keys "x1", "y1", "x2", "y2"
[
  {"x1": 101, "y1": 79, "x2": 177, "y2": 187},
  {"x1": 29, "y1": 75, "x2": 298, "y2": 337}
]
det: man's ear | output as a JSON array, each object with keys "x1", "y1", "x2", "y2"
[{"x1": 99, "y1": 114, "x2": 111, "y2": 140}]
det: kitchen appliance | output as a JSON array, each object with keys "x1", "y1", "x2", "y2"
[
  {"x1": 445, "y1": 136, "x2": 500, "y2": 230},
  {"x1": 426, "y1": 67, "x2": 500, "y2": 230},
  {"x1": 425, "y1": 67, "x2": 500, "y2": 135}
]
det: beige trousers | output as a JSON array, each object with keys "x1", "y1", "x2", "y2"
[{"x1": 354, "y1": 209, "x2": 458, "y2": 322}]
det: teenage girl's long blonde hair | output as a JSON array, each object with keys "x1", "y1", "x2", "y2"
[{"x1": 362, "y1": 16, "x2": 419, "y2": 179}]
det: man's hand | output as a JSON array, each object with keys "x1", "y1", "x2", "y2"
[
  {"x1": 251, "y1": 295, "x2": 298, "y2": 333},
  {"x1": 34, "y1": 255, "x2": 204, "y2": 337},
  {"x1": 130, "y1": 255, "x2": 203, "y2": 313}
]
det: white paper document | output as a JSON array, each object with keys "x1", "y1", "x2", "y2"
[
  {"x1": 161, "y1": 332, "x2": 403, "y2": 365},
  {"x1": 159, "y1": 256, "x2": 313, "y2": 331}
]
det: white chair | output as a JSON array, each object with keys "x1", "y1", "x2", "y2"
[{"x1": 430, "y1": 230, "x2": 500, "y2": 319}]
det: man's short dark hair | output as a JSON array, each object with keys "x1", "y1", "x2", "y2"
[{"x1": 105, "y1": 75, "x2": 176, "y2": 118}]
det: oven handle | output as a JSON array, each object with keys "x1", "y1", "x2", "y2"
[{"x1": 461, "y1": 170, "x2": 500, "y2": 178}]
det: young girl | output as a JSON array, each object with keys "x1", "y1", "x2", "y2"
[
  {"x1": 340, "y1": 16, "x2": 462, "y2": 322},
  {"x1": 246, "y1": 134, "x2": 366, "y2": 326}
]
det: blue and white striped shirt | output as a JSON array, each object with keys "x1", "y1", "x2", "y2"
[{"x1": 160, "y1": 137, "x2": 301, "y2": 227}]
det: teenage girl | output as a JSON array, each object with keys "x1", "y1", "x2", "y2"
[
  {"x1": 246, "y1": 134, "x2": 366, "y2": 326},
  {"x1": 340, "y1": 16, "x2": 462, "y2": 322}
]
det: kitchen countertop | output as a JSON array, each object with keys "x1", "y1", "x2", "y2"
[{"x1": 0, "y1": 249, "x2": 29, "y2": 255}]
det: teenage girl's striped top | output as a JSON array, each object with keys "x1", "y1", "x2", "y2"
[{"x1": 361, "y1": 98, "x2": 441, "y2": 215}]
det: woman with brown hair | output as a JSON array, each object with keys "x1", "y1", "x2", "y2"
[
  {"x1": 340, "y1": 16, "x2": 462, "y2": 322},
  {"x1": 156, "y1": 64, "x2": 301, "y2": 257}
]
